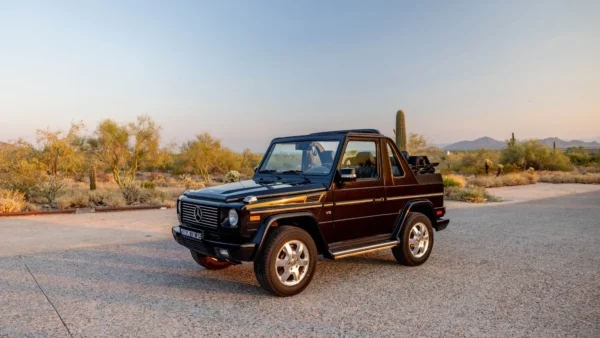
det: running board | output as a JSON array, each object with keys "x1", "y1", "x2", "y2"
[{"x1": 330, "y1": 240, "x2": 399, "y2": 259}]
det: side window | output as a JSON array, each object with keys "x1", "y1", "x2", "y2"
[
  {"x1": 387, "y1": 143, "x2": 405, "y2": 177},
  {"x1": 340, "y1": 141, "x2": 379, "y2": 179}
]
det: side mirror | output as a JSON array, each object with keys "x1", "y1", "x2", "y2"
[
  {"x1": 338, "y1": 168, "x2": 357, "y2": 182},
  {"x1": 254, "y1": 167, "x2": 258, "y2": 173}
]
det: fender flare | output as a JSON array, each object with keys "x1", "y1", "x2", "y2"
[
  {"x1": 391, "y1": 199, "x2": 435, "y2": 240},
  {"x1": 251, "y1": 211, "x2": 328, "y2": 259}
]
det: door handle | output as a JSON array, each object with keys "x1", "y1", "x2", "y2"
[{"x1": 373, "y1": 197, "x2": 385, "y2": 203}]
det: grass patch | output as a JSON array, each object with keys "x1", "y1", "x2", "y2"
[
  {"x1": 443, "y1": 174, "x2": 467, "y2": 188},
  {"x1": 0, "y1": 189, "x2": 26, "y2": 212},
  {"x1": 468, "y1": 173, "x2": 537, "y2": 188},
  {"x1": 445, "y1": 187, "x2": 503, "y2": 203}
]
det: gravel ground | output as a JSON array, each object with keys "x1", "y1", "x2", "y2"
[{"x1": 1, "y1": 190, "x2": 599, "y2": 337}]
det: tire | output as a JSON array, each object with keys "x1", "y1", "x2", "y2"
[
  {"x1": 254, "y1": 226, "x2": 317, "y2": 297},
  {"x1": 392, "y1": 212, "x2": 434, "y2": 266},
  {"x1": 190, "y1": 250, "x2": 231, "y2": 270}
]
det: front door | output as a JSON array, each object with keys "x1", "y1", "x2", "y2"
[{"x1": 332, "y1": 139, "x2": 386, "y2": 243}]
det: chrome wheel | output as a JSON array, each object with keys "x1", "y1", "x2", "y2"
[
  {"x1": 275, "y1": 240, "x2": 310, "y2": 286},
  {"x1": 408, "y1": 222, "x2": 430, "y2": 258}
]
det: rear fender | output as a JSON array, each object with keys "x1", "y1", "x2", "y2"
[{"x1": 392, "y1": 200, "x2": 436, "y2": 239}]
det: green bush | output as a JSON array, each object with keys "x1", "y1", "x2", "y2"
[
  {"x1": 445, "y1": 187, "x2": 502, "y2": 203},
  {"x1": 140, "y1": 181, "x2": 156, "y2": 189},
  {"x1": 442, "y1": 174, "x2": 467, "y2": 188}
]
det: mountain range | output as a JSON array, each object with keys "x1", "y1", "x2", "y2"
[{"x1": 444, "y1": 137, "x2": 600, "y2": 151}]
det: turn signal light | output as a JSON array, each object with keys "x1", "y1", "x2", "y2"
[{"x1": 250, "y1": 215, "x2": 261, "y2": 222}]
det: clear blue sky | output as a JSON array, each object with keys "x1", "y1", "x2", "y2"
[{"x1": 1, "y1": 0, "x2": 599, "y2": 151}]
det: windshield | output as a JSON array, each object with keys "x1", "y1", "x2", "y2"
[{"x1": 259, "y1": 140, "x2": 340, "y2": 176}]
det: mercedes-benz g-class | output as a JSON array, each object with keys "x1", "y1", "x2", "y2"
[{"x1": 173, "y1": 129, "x2": 449, "y2": 296}]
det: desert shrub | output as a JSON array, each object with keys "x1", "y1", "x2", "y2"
[
  {"x1": 121, "y1": 184, "x2": 144, "y2": 204},
  {"x1": 500, "y1": 140, "x2": 571, "y2": 171},
  {"x1": 442, "y1": 174, "x2": 467, "y2": 188},
  {"x1": 502, "y1": 163, "x2": 521, "y2": 174},
  {"x1": 89, "y1": 189, "x2": 126, "y2": 207},
  {"x1": 444, "y1": 187, "x2": 502, "y2": 203},
  {"x1": 538, "y1": 172, "x2": 600, "y2": 184},
  {"x1": 224, "y1": 170, "x2": 241, "y2": 183},
  {"x1": 22, "y1": 202, "x2": 40, "y2": 211},
  {"x1": 180, "y1": 175, "x2": 205, "y2": 190},
  {"x1": 38, "y1": 177, "x2": 67, "y2": 203},
  {"x1": 0, "y1": 189, "x2": 26, "y2": 212},
  {"x1": 469, "y1": 173, "x2": 537, "y2": 188},
  {"x1": 56, "y1": 190, "x2": 89, "y2": 209},
  {"x1": 140, "y1": 181, "x2": 156, "y2": 189}
]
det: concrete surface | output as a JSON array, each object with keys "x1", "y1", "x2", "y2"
[{"x1": 1, "y1": 187, "x2": 599, "y2": 337}]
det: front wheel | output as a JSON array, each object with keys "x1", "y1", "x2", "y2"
[
  {"x1": 254, "y1": 226, "x2": 317, "y2": 297},
  {"x1": 190, "y1": 250, "x2": 231, "y2": 270},
  {"x1": 392, "y1": 212, "x2": 434, "y2": 266}
]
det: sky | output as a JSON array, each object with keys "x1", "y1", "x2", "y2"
[{"x1": 1, "y1": 0, "x2": 599, "y2": 151}]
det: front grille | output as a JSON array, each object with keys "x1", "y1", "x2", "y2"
[{"x1": 181, "y1": 202, "x2": 220, "y2": 229}]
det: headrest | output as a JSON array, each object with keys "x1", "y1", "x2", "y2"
[{"x1": 355, "y1": 152, "x2": 375, "y2": 166}]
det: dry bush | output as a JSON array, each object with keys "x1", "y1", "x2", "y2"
[
  {"x1": 0, "y1": 189, "x2": 26, "y2": 212},
  {"x1": 56, "y1": 190, "x2": 90, "y2": 210},
  {"x1": 444, "y1": 187, "x2": 502, "y2": 203},
  {"x1": 180, "y1": 175, "x2": 205, "y2": 190},
  {"x1": 442, "y1": 174, "x2": 467, "y2": 188},
  {"x1": 469, "y1": 173, "x2": 537, "y2": 188},
  {"x1": 538, "y1": 172, "x2": 600, "y2": 184},
  {"x1": 89, "y1": 189, "x2": 126, "y2": 207}
]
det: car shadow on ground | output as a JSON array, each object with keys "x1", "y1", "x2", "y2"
[{"x1": 13, "y1": 238, "x2": 407, "y2": 303}]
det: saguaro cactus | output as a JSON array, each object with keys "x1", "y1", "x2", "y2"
[
  {"x1": 508, "y1": 132, "x2": 516, "y2": 147},
  {"x1": 395, "y1": 110, "x2": 407, "y2": 151},
  {"x1": 553, "y1": 141, "x2": 556, "y2": 154},
  {"x1": 89, "y1": 166, "x2": 97, "y2": 191}
]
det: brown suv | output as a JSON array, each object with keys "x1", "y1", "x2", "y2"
[{"x1": 172, "y1": 129, "x2": 449, "y2": 296}]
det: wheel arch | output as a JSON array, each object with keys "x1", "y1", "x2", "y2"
[
  {"x1": 251, "y1": 212, "x2": 330, "y2": 259},
  {"x1": 392, "y1": 199, "x2": 437, "y2": 239}
]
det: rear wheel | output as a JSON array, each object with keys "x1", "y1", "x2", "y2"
[
  {"x1": 254, "y1": 226, "x2": 317, "y2": 297},
  {"x1": 392, "y1": 212, "x2": 434, "y2": 266},
  {"x1": 190, "y1": 250, "x2": 231, "y2": 270}
]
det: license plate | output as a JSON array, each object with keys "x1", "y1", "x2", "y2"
[{"x1": 181, "y1": 228, "x2": 203, "y2": 240}]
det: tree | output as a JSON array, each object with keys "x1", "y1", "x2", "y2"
[
  {"x1": 180, "y1": 133, "x2": 222, "y2": 182},
  {"x1": 407, "y1": 133, "x2": 429, "y2": 154},
  {"x1": 89, "y1": 115, "x2": 160, "y2": 188},
  {"x1": 18, "y1": 122, "x2": 85, "y2": 177}
]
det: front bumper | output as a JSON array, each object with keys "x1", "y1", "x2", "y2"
[{"x1": 172, "y1": 226, "x2": 257, "y2": 262}]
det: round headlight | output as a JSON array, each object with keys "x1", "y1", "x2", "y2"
[{"x1": 228, "y1": 209, "x2": 239, "y2": 227}]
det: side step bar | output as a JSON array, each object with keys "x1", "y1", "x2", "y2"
[{"x1": 330, "y1": 240, "x2": 399, "y2": 259}]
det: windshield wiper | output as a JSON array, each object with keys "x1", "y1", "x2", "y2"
[
  {"x1": 257, "y1": 170, "x2": 283, "y2": 182},
  {"x1": 282, "y1": 170, "x2": 311, "y2": 183}
]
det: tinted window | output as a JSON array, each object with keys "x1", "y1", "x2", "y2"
[
  {"x1": 387, "y1": 143, "x2": 405, "y2": 177},
  {"x1": 340, "y1": 141, "x2": 379, "y2": 179}
]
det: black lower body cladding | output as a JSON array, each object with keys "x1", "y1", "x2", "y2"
[{"x1": 172, "y1": 226, "x2": 257, "y2": 262}]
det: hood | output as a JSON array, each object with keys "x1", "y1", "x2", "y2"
[{"x1": 184, "y1": 179, "x2": 327, "y2": 203}]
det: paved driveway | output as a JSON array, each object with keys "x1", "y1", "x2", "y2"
[{"x1": 1, "y1": 190, "x2": 599, "y2": 337}]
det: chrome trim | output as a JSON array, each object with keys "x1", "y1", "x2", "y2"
[
  {"x1": 249, "y1": 204, "x2": 322, "y2": 214},
  {"x1": 323, "y1": 203, "x2": 334, "y2": 208},
  {"x1": 334, "y1": 212, "x2": 399, "y2": 223},
  {"x1": 334, "y1": 198, "x2": 374, "y2": 206},
  {"x1": 386, "y1": 193, "x2": 443, "y2": 201},
  {"x1": 333, "y1": 240, "x2": 398, "y2": 259}
]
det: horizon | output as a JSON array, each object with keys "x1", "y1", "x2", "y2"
[{"x1": 1, "y1": 1, "x2": 599, "y2": 152}]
